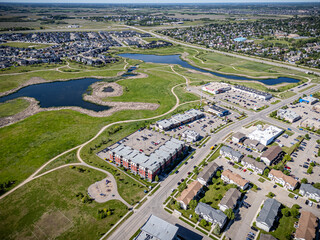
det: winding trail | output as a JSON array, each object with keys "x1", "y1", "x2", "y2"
[{"x1": 0, "y1": 65, "x2": 196, "y2": 202}]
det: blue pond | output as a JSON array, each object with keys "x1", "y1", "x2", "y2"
[
  {"x1": 0, "y1": 78, "x2": 110, "y2": 112},
  {"x1": 119, "y1": 53, "x2": 300, "y2": 85}
]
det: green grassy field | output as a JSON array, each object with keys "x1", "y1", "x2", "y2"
[
  {"x1": 278, "y1": 91, "x2": 296, "y2": 99},
  {"x1": 103, "y1": 64, "x2": 186, "y2": 114},
  {"x1": 37, "y1": 149, "x2": 79, "y2": 175},
  {"x1": 200, "y1": 178, "x2": 236, "y2": 209},
  {"x1": 0, "y1": 167, "x2": 128, "y2": 240},
  {"x1": 0, "y1": 110, "x2": 110, "y2": 191},
  {"x1": 174, "y1": 85, "x2": 200, "y2": 103},
  {"x1": 0, "y1": 98, "x2": 30, "y2": 117}
]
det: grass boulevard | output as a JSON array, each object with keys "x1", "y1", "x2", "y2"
[{"x1": 0, "y1": 43, "x2": 318, "y2": 239}]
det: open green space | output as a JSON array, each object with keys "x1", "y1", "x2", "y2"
[
  {"x1": 0, "y1": 98, "x2": 30, "y2": 118},
  {"x1": 173, "y1": 84, "x2": 200, "y2": 103},
  {"x1": 0, "y1": 167, "x2": 128, "y2": 240},
  {"x1": 259, "y1": 206, "x2": 298, "y2": 240},
  {"x1": 0, "y1": 110, "x2": 110, "y2": 192},
  {"x1": 103, "y1": 64, "x2": 185, "y2": 114},
  {"x1": 37, "y1": 149, "x2": 80, "y2": 175},
  {"x1": 278, "y1": 91, "x2": 297, "y2": 99},
  {"x1": 200, "y1": 178, "x2": 236, "y2": 209}
]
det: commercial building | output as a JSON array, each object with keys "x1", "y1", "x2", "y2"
[
  {"x1": 256, "y1": 198, "x2": 281, "y2": 232},
  {"x1": 299, "y1": 95, "x2": 318, "y2": 105},
  {"x1": 248, "y1": 125, "x2": 283, "y2": 146},
  {"x1": 233, "y1": 85, "x2": 273, "y2": 100},
  {"x1": 202, "y1": 82, "x2": 231, "y2": 94},
  {"x1": 300, "y1": 118, "x2": 320, "y2": 131},
  {"x1": 299, "y1": 183, "x2": 320, "y2": 202},
  {"x1": 218, "y1": 188, "x2": 242, "y2": 212},
  {"x1": 135, "y1": 214, "x2": 179, "y2": 240},
  {"x1": 197, "y1": 162, "x2": 220, "y2": 186},
  {"x1": 176, "y1": 180, "x2": 203, "y2": 210},
  {"x1": 268, "y1": 169, "x2": 298, "y2": 190},
  {"x1": 221, "y1": 169, "x2": 250, "y2": 190},
  {"x1": 241, "y1": 157, "x2": 267, "y2": 175},
  {"x1": 261, "y1": 145, "x2": 284, "y2": 166},
  {"x1": 207, "y1": 105, "x2": 230, "y2": 117},
  {"x1": 294, "y1": 211, "x2": 318, "y2": 240},
  {"x1": 220, "y1": 146, "x2": 244, "y2": 163},
  {"x1": 277, "y1": 109, "x2": 301, "y2": 123},
  {"x1": 232, "y1": 132, "x2": 246, "y2": 143},
  {"x1": 195, "y1": 202, "x2": 227, "y2": 228},
  {"x1": 106, "y1": 137, "x2": 185, "y2": 182},
  {"x1": 182, "y1": 129, "x2": 200, "y2": 142},
  {"x1": 156, "y1": 109, "x2": 204, "y2": 131}
]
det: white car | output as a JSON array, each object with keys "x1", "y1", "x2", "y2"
[{"x1": 308, "y1": 201, "x2": 313, "y2": 207}]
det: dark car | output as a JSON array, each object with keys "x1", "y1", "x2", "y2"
[
  {"x1": 251, "y1": 227, "x2": 258, "y2": 231},
  {"x1": 273, "y1": 185, "x2": 277, "y2": 188},
  {"x1": 305, "y1": 200, "x2": 309, "y2": 205}
]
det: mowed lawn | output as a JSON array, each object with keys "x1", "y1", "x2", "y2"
[
  {"x1": 0, "y1": 98, "x2": 30, "y2": 117},
  {"x1": 0, "y1": 110, "x2": 109, "y2": 190},
  {"x1": 200, "y1": 178, "x2": 236, "y2": 209},
  {"x1": 0, "y1": 167, "x2": 128, "y2": 240}
]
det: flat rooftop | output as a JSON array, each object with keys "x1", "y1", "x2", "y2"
[{"x1": 119, "y1": 128, "x2": 171, "y2": 156}]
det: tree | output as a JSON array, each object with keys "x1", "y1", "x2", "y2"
[
  {"x1": 155, "y1": 175, "x2": 159, "y2": 182},
  {"x1": 216, "y1": 170, "x2": 221, "y2": 178},
  {"x1": 283, "y1": 154, "x2": 291, "y2": 162},
  {"x1": 189, "y1": 199, "x2": 197, "y2": 210},
  {"x1": 292, "y1": 204, "x2": 300, "y2": 210},
  {"x1": 224, "y1": 208, "x2": 235, "y2": 220},
  {"x1": 264, "y1": 168, "x2": 270, "y2": 177},
  {"x1": 213, "y1": 224, "x2": 221, "y2": 235},
  {"x1": 175, "y1": 201, "x2": 181, "y2": 210},
  {"x1": 305, "y1": 134, "x2": 310, "y2": 140},
  {"x1": 291, "y1": 208, "x2": 299, "y2": 218},
  {"x1": 178, "y1": 182, "x2": 187, "y2": 192},
  {"x1": 301, "y1": 178, "x2": 308, "y2": 184},
  {"x1": 307, "y1": 166, "x2": 313, "y2": 174},
  {"x1": 200, "y1": 219, "x2": 208, "y2": 227},
  {"x1": 282, "y1": 208, "x2": 290, "y2": 217},
  {"x1": 313, "y1": 183, "x2": 320, "y2": 189}
]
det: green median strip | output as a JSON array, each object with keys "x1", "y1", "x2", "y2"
[{"x1": 179, "y1": 217, "x2": 195, "y2": 227}]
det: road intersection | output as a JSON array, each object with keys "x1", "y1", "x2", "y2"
[{"x1": 108, "y1": 80, "x2": 320, "y2": 240}]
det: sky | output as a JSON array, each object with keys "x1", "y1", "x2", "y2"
[{"x1": 1, "y1": 0, "x2": 319, "y2": 3}]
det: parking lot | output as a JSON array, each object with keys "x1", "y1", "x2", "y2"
[
  {"x1": 275, "y1": 130, "x2": 301, "y2": 147},
  {"x1": 212, "y1": 88, "x2": 271, "y2": 111},
  {"x1": 225, "y1": 191, "x2": 262, "y2": 240},
  {"x1": 164, "y1": 112, "x2": 237, "y2": 142},
  {"x1": 284, "y1": 102, "x2": 320, "y2": 129},
  {"x1": 287, "y1": 137, "x2": 320, "y2": 182}
]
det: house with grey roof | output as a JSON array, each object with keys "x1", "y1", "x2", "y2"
[
  {"x1": 241, "y1": 156, "x2": 267, "y2": 175},
  {"x1": 197, "y1": 162, "x2": 220, "y2": 186},
  {"x1": 220, "y1": 146, "x2": 244, "y2": 162},
  {"x1": 299, "y1": 183, "x2": 320, "y2": 202},
  {"x1": 218, "y1": 188, "x2": 242, "y2": 212},
  {"x1": 195, "y1": 202, "x2": 227, "y2": 228},
  {"x1": 232, "y1": 132, "x2": 246, "y2": 143},
  {"x1": 256, "y1": 198, "x2": 281, "y2": 232},
  {"x1": 135, "y1": 214, "x2": 179, "y2": 240}
]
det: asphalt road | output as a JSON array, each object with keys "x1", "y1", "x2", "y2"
[
  {"x1": 127, "y1": 26, "x2": 320, "y2": 77},
  {"x1": 108, "y1": 78, "x2": 320, "y2": 240}
]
